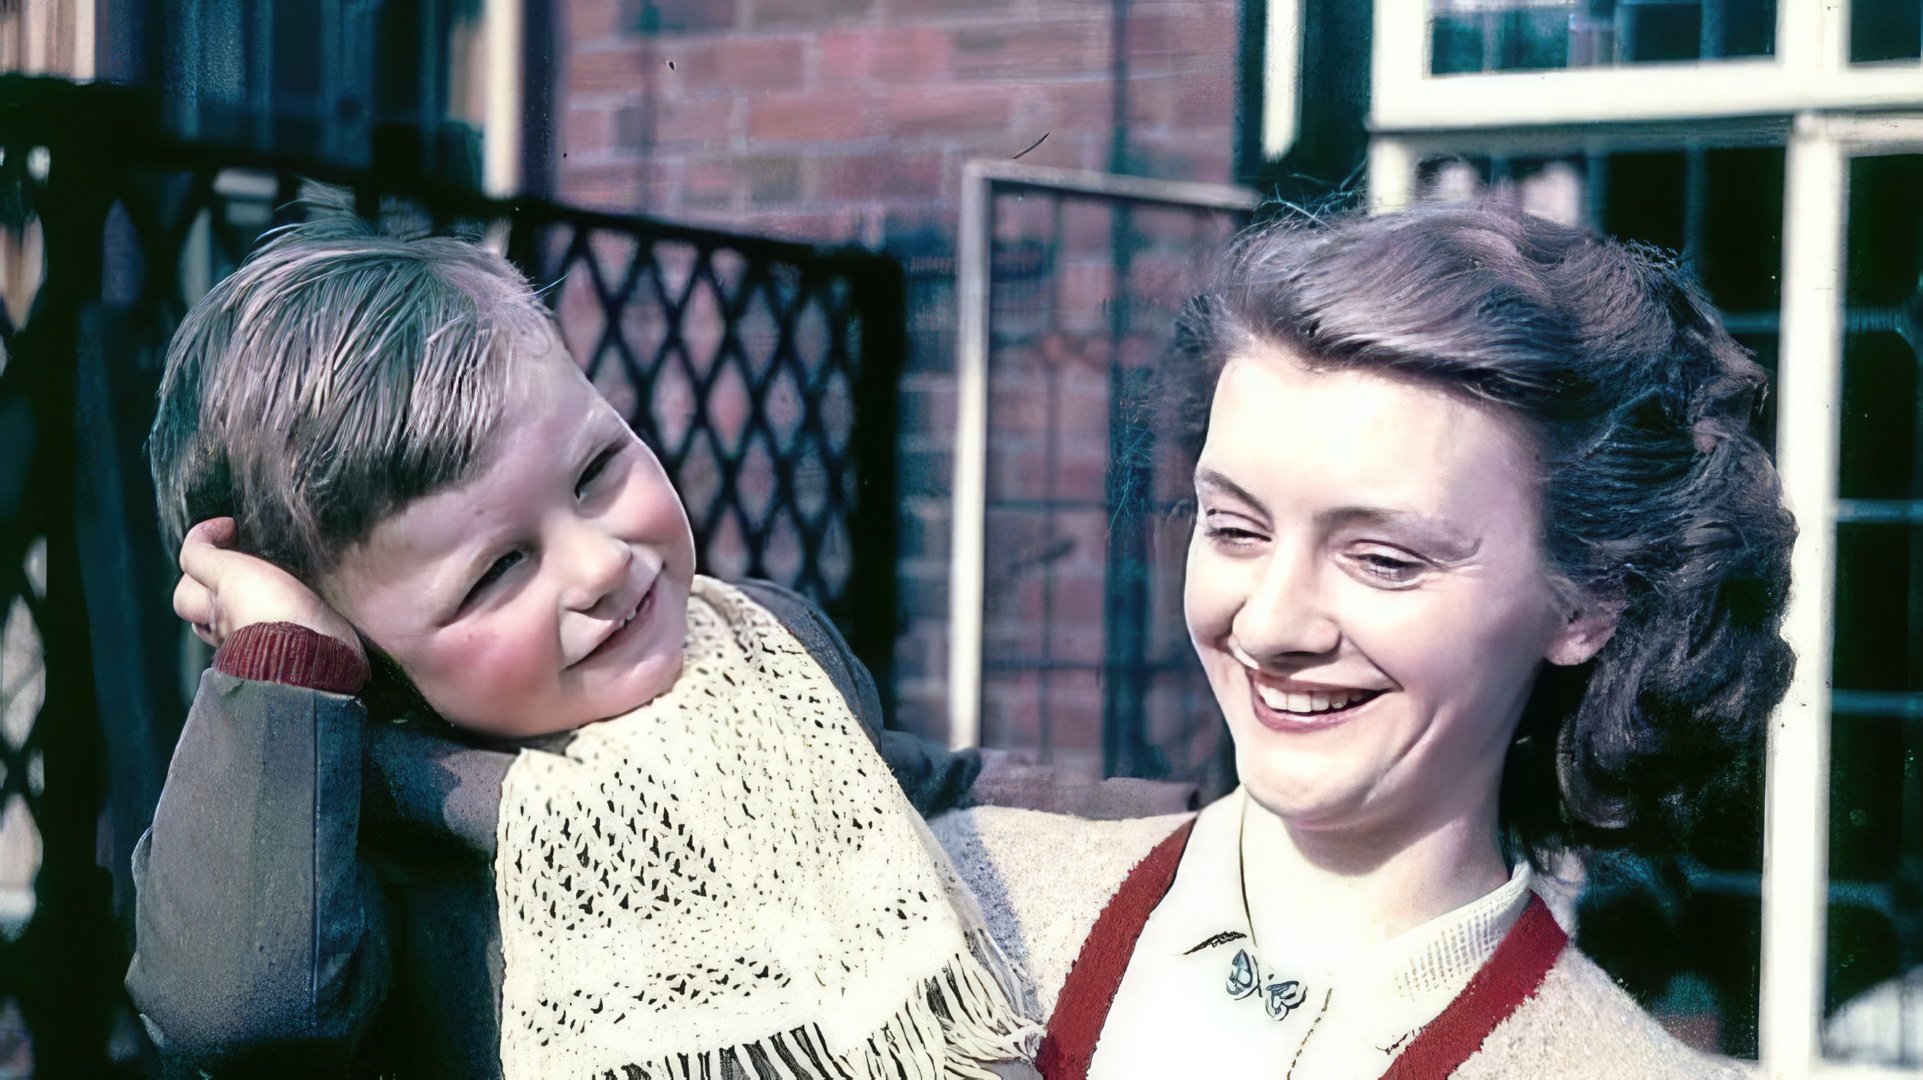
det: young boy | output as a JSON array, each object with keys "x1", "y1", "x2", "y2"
[{"x1": 126, "y1": 215, "x2": 1017, "y2": 1079}]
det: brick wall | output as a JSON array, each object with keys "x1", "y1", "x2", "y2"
[{"x1": 555, "y1": 0, "x2": 1242, "y2": 744}]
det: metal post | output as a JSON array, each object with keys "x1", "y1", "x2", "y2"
[{"x1": 947, "y1": 163, "x2": 992, "y2": 750}]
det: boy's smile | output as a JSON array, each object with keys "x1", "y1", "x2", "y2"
[{"x1": 322, "y1": 334, "x2": 697, "y2": 737}]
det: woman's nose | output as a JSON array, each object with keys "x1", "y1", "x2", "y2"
[
  {"x1": 1231, "y1": 555, "x2": 1341, "y2": 661},
  {"x1": 558, "y1": 522, "x2": 633, "y2": 614}
]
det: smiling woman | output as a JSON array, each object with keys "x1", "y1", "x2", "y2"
[{"x1": 933, "y1": 201, "x2": 1798, "y2": 1080}]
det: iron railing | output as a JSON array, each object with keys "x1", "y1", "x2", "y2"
[{"x1": 0, "y1": 75, "x2": 904, "y2": 1076}]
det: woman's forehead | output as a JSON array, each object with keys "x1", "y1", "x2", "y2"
[{"x1": 1202, "y1": 352, "x2": 1540, "y2": 520}]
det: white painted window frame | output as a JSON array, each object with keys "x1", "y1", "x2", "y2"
[{"x1": 1364, "y1": 4, "x2": 1923, "y2": 1077}]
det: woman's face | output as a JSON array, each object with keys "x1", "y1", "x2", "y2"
[{"x1": 1186, "y1": 347, "x2": 1610, "y2": 843}]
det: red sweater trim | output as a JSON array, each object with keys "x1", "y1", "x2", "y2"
[
  {"x1": 214, "y1": 621, "x2": 369, "y2": 695},
  {"x1": 1378, "y1": 894, "x2": 1567, "y2": 1080},
  {"x1": 1038, "y1": 828, "x2": 1569, "y2": 1080},
  {"x1": 1037, "y1": 818, "x2": 1195, "y2": 1079}
]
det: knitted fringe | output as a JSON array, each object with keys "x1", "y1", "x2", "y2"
[{"x1": 596, "y1": 933, "x2": 1040, "y2": 1080}]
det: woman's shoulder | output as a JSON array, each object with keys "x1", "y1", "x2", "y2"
[
  {"x1": 1457, "y1": 942, "x2": 1755, "y2": 1080},
  {"x1": 931, "y1": 806, "x2": 1193, "y2": 1015}
]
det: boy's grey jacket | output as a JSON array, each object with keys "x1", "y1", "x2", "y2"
[{"x1": 126, "y1": 581, "x2": 979, "y2": 1079}]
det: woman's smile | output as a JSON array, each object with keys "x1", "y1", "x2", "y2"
[{"x1": 1243, "y1": 665, "x2": 1388, "y2": 731}]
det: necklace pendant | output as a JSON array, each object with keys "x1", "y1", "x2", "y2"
[
  {"x1": 1225, "y1": 948, "x2": 1259, "y2": 1000},
  {"x1": 1262, "y1": 978, "x2": 1307, "y2": 1021}
]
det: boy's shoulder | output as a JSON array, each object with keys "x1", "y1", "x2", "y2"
[{"x1": 728, "y1": 577, "x2": 830, "y2": 630}]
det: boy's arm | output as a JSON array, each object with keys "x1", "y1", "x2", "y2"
[{"x1": 127, "y1": 623, "x2": 393, "y2": 1074}]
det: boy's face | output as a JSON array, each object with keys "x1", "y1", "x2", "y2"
[{"x1": 322, "y1": 337, "x2": 697, "y2": 737}]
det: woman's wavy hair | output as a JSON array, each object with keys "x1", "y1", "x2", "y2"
[{"x1": 1175, "y1": 201, "x2": 1798, "y2": 862}]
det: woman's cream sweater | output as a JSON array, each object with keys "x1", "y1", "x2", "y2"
[{"x1": 932, "y1": 806, "x2": 1752, "y2": 1079}]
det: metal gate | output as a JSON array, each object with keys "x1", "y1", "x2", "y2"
[
  {"x1": 0, "y1": 75, "x2": 905, "y2": 1075},
  {"x1": 949, "y1": 160, "x2": 1256, "y2": 793}
]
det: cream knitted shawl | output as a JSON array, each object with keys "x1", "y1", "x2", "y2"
[{"x1": 495, "y1": 577, "x2": 1037, "y2": 1079}]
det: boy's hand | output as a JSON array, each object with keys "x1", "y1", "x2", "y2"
[{"x1": 174, "y1": 517, "x2": 365, "y2": 663}]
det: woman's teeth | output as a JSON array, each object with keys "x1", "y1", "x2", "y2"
[{"x1": 1255, "y1": 684, "x2": 1369, "y2": 714}]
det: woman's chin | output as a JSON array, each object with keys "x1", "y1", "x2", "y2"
[
  {"x1": 1237, "y1": 739, "x2": 1412, "y2": 833},
  {"x1": 1238, "y1": 768, "x2": 1372, "y2": 832}
]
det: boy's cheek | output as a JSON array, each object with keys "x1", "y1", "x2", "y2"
[{"x1": 420, "y1": 626, "x2": 557, "y2": 711}]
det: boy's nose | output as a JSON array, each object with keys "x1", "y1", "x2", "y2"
[{"x1": 559, "y1": 524, "x2": 634, "y2": 613}]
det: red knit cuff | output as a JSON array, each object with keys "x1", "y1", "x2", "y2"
[{"x1": 214, "y1": 622, "x2": 369, "y2": 695}]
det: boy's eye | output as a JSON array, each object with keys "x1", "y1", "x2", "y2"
[
  {"x1": 465, "y1": 550, "x2": 525, "y2": 606},
  {"x1": 576, "y1": 445, "x2": 621, "y2": 499}
]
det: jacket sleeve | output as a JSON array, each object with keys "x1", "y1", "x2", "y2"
[
  {"x1": 739, "y1": 579, "x2": 982, "y2": 817},
  {"x1": 126, "y1": 642, "x2": 392, "y2": 1075}
]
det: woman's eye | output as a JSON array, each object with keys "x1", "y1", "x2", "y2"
[
  {"x1": 576, "y1": 446, "x2": 620, "y2": 499},
  {"x1": 1201, "y1": 514, "x2": 1265, "y2": 546},
  {"x1": 1351, "y1": 549, "x2": 1425, "y2": 584}
]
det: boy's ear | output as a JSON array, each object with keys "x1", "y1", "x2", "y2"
[{"x1": 1544, "y1": 596, "x2": 1621, "y2": 668}]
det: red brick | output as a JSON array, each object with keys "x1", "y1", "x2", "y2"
[
  {"x1": 815, "y1": 151, "x2": 943, "y2": 201},
  {"x1": 661, "y1": 37, "x2": 810, "y2": 95},
  {"x1": 743, "y1": 154, "x2": 806, "y2": 202},
  {"x1": 892, "y1": 685, "x2": 948, "y2": 744},
  {"x1": 567, "y1": 104, "x2": 618, "y2": 155},
  {"x1": 1012, "y1": 80, "x2": 1113, "y2": 136},
  {"x1": 1056, "y1": 260, "x2": 1114, "y2": 330},
  {"x1": 949, "y1": 19, "x2": 1109, "y2": 82},
  {"x1": 747, "y1": 91, "x2": 875, "y2": 141},
  {"x1": 899, "y1": 374, "x2": 956, "y2": 433},
  {"x1": 876, "y1": 84, "x2": 1018, "y2": 140},
  {"x1": 898, "y1": 497, "x2": 951, "y2": 562},
  {"x1": 557, "y1": 161, "x2": 650, "y2": 210},
  {"x1": 680, "y1": 158, "x2": 741, "y2": 209},
  {"x1": 983, "y1": 671, "x2": 1043, "y2": 750},
  {"x1": 1123, "y1": 11, "x2": 1178, "y2": 76},
  {"x1": 645, "y1": 0, "x2": 739, "y2": 33},
  {"x1": 570, "y1": 43, "x2": 653, "y2": 96},
  {"x1": 820, "y1": 26, "x2": 954, "y2": 85},
  {"x1": 1122, "y1": 73, "x2": 1182, "y2": 130},
  {"x1": 892, "y1": 619, "x2": 948, "y2": 682},
  {"x1": 729, "y1": 207, "x2": 866, "y2": 244},
  {"x1": 1043, "y1": 670, "x2": 1103, "y2": 752},
  {"x1": 649, "y1": 97, "x2": 739, "y2": 147},
  {"x1": 568, "y1": 0, "x2": 629, "y2": 46},
  {"x1": 752, "y1": 0, "x2": 876, "y2": 29},
  {"x1": 886, "y1": 0, "x2": 1014, "y2": 17},
  {"x1": 1174, "y1": 68, "x2": 1235, "y2": 127}
]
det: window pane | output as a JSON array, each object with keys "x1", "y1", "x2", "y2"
[
  {"x1": 1427, "y1": 0, "x2": 1778, "y2": 76},
  {"x1": 1851, "y1": 0, "x2": 1923, "y2": 64},
  {"x1": 1824, "y1": 153, "x2": 1923, "y2": 1068}
]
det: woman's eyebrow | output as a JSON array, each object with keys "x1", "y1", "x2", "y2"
[
  {"x1": 1194, "y1": 467, "x2": 1263, "y2": 509},
  {"x1": 1316, "y1": 506, "x2": 1483, "y2": 560}
]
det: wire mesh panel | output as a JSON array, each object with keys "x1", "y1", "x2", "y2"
[
  {"x1": 975, "y1": 176, "x2": 1251, "y2": 790},
  {"x1": 538, "y1": 221, "x2": 888, "y2": 616},
  {"x1": 0, "y1": 77, "x2": 904, "y2": 1075}
]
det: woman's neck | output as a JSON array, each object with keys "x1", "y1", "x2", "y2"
[{"x1": 1235, "y1": 789, "x2": 1512, "y2": 967}]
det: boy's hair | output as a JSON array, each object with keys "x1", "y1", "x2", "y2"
[{"x1": 149, "y1": 210, "x2": 558, "y2": 582}]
